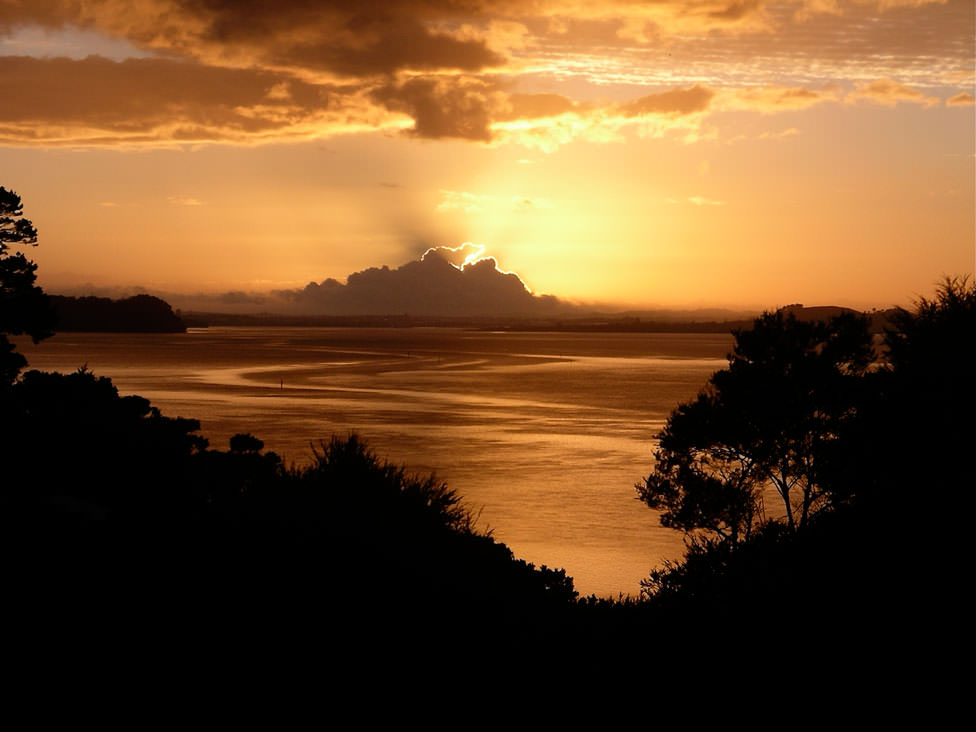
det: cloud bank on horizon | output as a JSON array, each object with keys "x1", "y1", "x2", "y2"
[
  {"x1": 151, "y1": 244, "x2": 571, "y2": 317},
  {"x1": 0, "y1": 0, "x2": 971, "y2": 149}
]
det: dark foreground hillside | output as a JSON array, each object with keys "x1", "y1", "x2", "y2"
[{"x1": 1, "y1": 369, "x2": 585, "y2": 663}]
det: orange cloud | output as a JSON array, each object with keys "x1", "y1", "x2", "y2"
[
  {"x1": 370, "y1": 76, "x2": 503, "y2": 141},
  {"x1": 719, "y1": 85, "x2": 841, "y2": 112},
  {"x1": 0, "y1": 55, "x2": 402, "y2": 146},
  {"x1": 0, "y1": 52, "x2": 718, "y2": 148},
  {"x1": 618, "y1": 86, "x2": 716, "y2": 117},
  {"x1": 497, "y1": 93, "x2": 581, "y2": 121},
  {"x1": 488, "y1": 84, "x2": 717, "y2": 151},
  {"x1": 1, "y1": 0, "x2": 969, "y2": 149},
  {"x1": 946, "y1": 92, "x2": 975, "y2": 106},
  {"x1": 848, "y1": 78, "x2": 940, "y2": 107},
  {"x1": 0, "y1": 1, "x2": 507, "y2": 79},
  {"x1": 0, "y1": 52, "x2": 953, "y2": 150}
]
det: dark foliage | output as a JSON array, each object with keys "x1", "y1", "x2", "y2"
[
  {"x1": 635, "y1": 279, "x2": 975, "y2": 653},
  {"x1": 879, "y1": 276, "x2": 976, "y2": 492},
  {"x1": 637, "y1": 310, "x2": 874, "y2": 546},
  {"x1": 50, "y1": 293, "x2": 186, "y2": 332},
  {"x1": 1, "y1": 367, "x2": 209, "y2": 512},
  {"x1": 813, "y1": 276, "x2": 976, "y2": 509},
  {"x1": 0, "y1": 187, "x2": 55, "y2": 383},
  {"x1": 1, "y1": 365, "x2": 579, "y2": 657}
]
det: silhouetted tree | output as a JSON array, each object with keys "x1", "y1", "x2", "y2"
[
  {"x1": 634, "y1": 282, "x2": 975, "y2": 661},
  {"x1": 878, "y1": 276, "x2": 975, "y2": 495},
  {"x1": 637, "y1": 310, "x2": 874, "y2": 547},
  {"x1": 885, "y1": 275, "x2": 975, "y2": 388},
  {"x1": 229, "y1": 433, "x2": 265, "y2": 453},
  {"x1": 0, "y1": 187, "x2": 55, "y2": 384},
  {"x1": 0, "y1": 187, "x2": 54, "y2": 385}
]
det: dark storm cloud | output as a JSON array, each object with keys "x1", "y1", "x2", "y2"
[
  {"x1": 0, "y1": 55, "x2": 318, "y2": 122},
  {"x1": 276, "y1": 248, "x2": 568, "y2": 316},
  {"x1": 370, "y1": 77, "x2": 499, "y2": 141},
  {"x1": 187, "y1": 3, "x2": 505, "y2": 78},
  {"x1": 709, "y1": 1, "x2": 763, "y2": 21},
  {"x1": 0, "y1": 54, "x2": 374, "y2": 144},
  {"x1": 370, "y1": 81, "x2": 717, "y2": 144},
  {"x1": 0, "y1": 1, "x2": 506, "y2": 77}
]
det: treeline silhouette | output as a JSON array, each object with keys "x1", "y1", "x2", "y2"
[{"x1": 50, "y1": 293, "x2": 186, "y2": 332}]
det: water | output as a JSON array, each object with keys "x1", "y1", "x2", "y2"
[{"x1": 16, "y1": 326, "x2": 733, "y2": 597}]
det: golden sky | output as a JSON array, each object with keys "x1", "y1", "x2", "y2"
[{"x1": 1, "y1": 0, "x2": 973, "y2": 310}]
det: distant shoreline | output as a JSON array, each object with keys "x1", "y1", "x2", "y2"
[
  {"x1": 47, "y1": 292, "x2": 897, "y2": 334},
  {"x1": 178, "y1": 305, "x2": 897, "y2": 334}
]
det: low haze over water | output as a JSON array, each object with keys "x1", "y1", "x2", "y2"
[{"x1": 19, "y1": 327, "x2": 732, "y2": 597}]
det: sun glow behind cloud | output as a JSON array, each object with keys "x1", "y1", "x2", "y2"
[
  {"x1": 0, "y1": 0, "x2": 972, "y2": 308},
  {"x1": 421, "y1": 242, "x2": 534, "y2": 291}
]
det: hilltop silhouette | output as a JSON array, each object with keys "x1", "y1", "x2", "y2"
[{"x1": 50, "y1": 294, "x2": 186, "y2": 332}]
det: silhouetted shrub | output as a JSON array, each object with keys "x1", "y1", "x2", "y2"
[
  {"x1": 1, "y1": 367, "x2": 580, "y2": 654},
  {"x1": 229, "y1": 432, "x2": 264, "y2": 453}
]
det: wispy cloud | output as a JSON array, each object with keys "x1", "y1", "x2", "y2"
[
  {"x1": 946, "y1": 92, "x2": 975, "y2": 107},
  {"x1": 758, "y1": 127, "x2": 801, "y2": 139},
  {"x1": 167, "y1": 196, "x2": 205, "y2": 206},
  {"x1": 436, "y1": 190, "x2": 554, "y2": 213},
  {"x1": 436, "y1": 190, "x2": 492, "y2": 213},
  {"x1": 847, "y1": 78, "x2": 940, "y2": 107},
  {"x1": 668, "y1": 196, "x2": 728, "y2": 206}
]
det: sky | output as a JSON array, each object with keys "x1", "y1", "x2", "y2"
[{"x1": 1, "y1": 0, "x2": 973, "y2": 312}]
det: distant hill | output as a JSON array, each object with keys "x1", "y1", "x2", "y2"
[
  {"x1": 778, "y1": 304, "x2": 858, "y2": 321},
  {"x1": 51, "y1": 294, "x2": 186, "y2": 333},
  {"x1": 778, "y1": 303, "x2": 899, "y2": 333}
]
